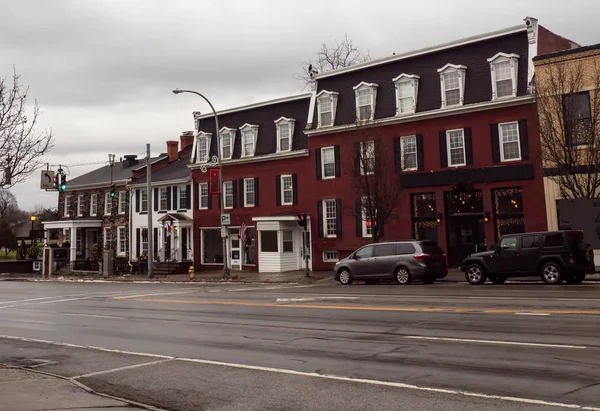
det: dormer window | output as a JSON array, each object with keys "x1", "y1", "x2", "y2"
[
  {"x1": 239, "y1": 123, "x2": 259, "y2": 157},
  {"x1": 316, "y1": 90, "x2": 339, "y2": 128},
  {"x1": 192, "y1": 131, "x2": 212, "y2": 163},
  {"x1": 353, "y1": 82, "x2": 378, "y2": 121},
  {"x1": 487, "y1": 53, "x2": 519, "y2": 99},
  {"x1": 219, "y1": 127, "x2": 236, "y2": 160},
  {"x1": 438, "y1": 64, "x2": 467, "y2": 108},
  {"x1": 392, "y1": 74, "x2": 420, "y2": 115},
  {"x1": 274, "y1": 117, "x2": 296, "y2": 153}
]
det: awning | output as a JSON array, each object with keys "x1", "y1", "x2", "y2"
[
  {"x1": 42, "y1": 219, "x2": 103, "y2": 230},
  {"x1": 156, "y1": 213, "x2": 193, "y2": 227}
]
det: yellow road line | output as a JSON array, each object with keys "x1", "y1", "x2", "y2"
[{"x1": 111, "y1": 297, "x2": 600, "y2": 315}]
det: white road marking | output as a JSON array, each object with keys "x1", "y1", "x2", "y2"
[
  {"x1": 113, "y1": 290, "x2": 197, "y2": 299},
  {"x1": 0, "y1": 295, "x2": 87, "y2": 305},
  {"x1": 514, "y1": 312, "x2": 551, "y2": 316},
  {"x1": 0, "y1": 334, "x2": 598, "y2": 410},
  {"x1": 404, "y1": 336, "x2": 587, "y2": 349},
  {"x1": 217, "y1": 285, "x2": 315, "y2": 292},
  {"x1": 276, "y1": 297, "x2": 360, "y2": 302},
  {"x1": 70, "y1": 359, "x2": 173, "y2": 379},
  {"x1": 1, "y1": 308, "x2": 127, "y2": 320}
]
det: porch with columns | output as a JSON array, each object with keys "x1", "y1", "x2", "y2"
[{"x1": 42, "y1": 219, "x2": 103, "y2": 270}]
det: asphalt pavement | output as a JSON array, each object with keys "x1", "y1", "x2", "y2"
[{"x1": 0, "y1": 281, "x2": 599, "y2": 411}]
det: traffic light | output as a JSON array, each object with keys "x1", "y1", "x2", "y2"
[
  {"x1": 59, "y1": 174, "x2": 67, "y2": 191},
  {"x1": 297, "y1": 213, "x2": 307, "y2": 228},
  {"x1": 53, "y1": 174, "x2": 59, "y2": 190},
  {"x1": 209, "y1": 168, "x2": 220, "y2": 194},
  {"x1": 110, "y1": 184, "x2": 116, "y2": 197}
]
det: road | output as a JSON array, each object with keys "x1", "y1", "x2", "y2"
[{"x1": 0, "y1": 280, "x2": 599, "y2": 411}]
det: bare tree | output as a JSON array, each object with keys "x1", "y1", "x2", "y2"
[
  {"x1": 296, "y1": 34, "x2": 371, "y2": 89},
  {"x1": 0, "y1": 189, "x2": 18, "y2": 218},
  {"x1": 0, "y1": 67, "x2": 54, "y2": 188},
  {"x1": 535, "y1": 60, "x2": 600, "y2": 200},
  {"x1": 344, "y1": 122, "x2": 401, "y2": 243}
]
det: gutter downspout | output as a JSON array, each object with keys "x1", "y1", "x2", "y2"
[{"x1": 126, "y1": 177, "x2": 133, "y2": 272}]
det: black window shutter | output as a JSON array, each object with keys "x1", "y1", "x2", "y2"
[
  {"x1": 172, "y1": 186, "x2": 178, "y2": 210},
  {"x1": 153, "y1": 228, "x2": 158, "y2": 255},
  {"x1": 292, "y1": 174, "x2": 298, "y2": 205},
  {"x1": 153, "y1": 188, "x2": 159, "y2": 211},
  {"x1": 334, "y1": 146, "x2": 341, "y2": 177},
  {"x1": 207, "y1": 191, "x2": 212, "y2": 209},
  {"x1": 239, "y1": 179, "x2": 245, "y2": 207},
  {"x1": 378, "y1": 216, "x2": 385, "y2": 237},
  {"x1": 317, "y1": 200, "x2": 324, "y2": 238},
  {"x1": 275, "y1": 175, "x2": 281, "y2": 206},
  {"x1": 354, "y1": 143, "x2": 361, "y2": 175},
  {"x1": 186, "y1": 184, "x2": 191, "y2": 209},
  {"x1": 464, "y1": 127, "x2": 473, "y2": 166},
  {"x1": 393, "y1": 137, "x2": 400, "y2": 171},
  {"x1": 518, "y1": 120, "x2": 529, "y2": 160},
  {"x1": 136, "y1": 228, "x2": 140, "y2": 257},
  {"x1": 194, "y1": 184, "x2": 199, "y2": 209},
  {"x1": 254, "y1": 177, "x2": 259, "y2": 207},
  {"x1": 438, "y1": 131, "x2": 448, "y2": 168},
  {"x1": 166, "y1": 187, "x2": 172, "y2": 210},
  {"x1": 355, "y1": 199, "x2": 362, "y2": 237},
  {"x1": 135, "y1": 189, "x2": 140, "y2": 213},
  {"x1": 490, "y1": 123, "x2": 501, "y2": 163},
  {"x1": 335, "y1": 199, "x2": 342, "y2": 237},
  {"x1": 232, "y1": 180, "x2": 238, "y2": 208},
  {"x1": 416, "y1": 134, "x2": 424, "y2": 170},
  {"x1": 218, "y1": 193, "x2": 221, "y2": 209},
  {"x1": 315, "y1": 148, "x2": 322, "y2": 180}
]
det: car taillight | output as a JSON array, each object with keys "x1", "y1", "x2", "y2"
[{"x1": 414, "y1": 253, "x2": 431, "y2": 261}]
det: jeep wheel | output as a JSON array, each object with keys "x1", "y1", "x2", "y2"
[
  {"x1": 465, "y1": 264, "x2": 487, "y2": 285},
  {"x1": 540, "y1": 262, "x2": 562, "y2": 285},
  {"x1": 395, "y1": 267, "x2": 412, "y2": 285},
  {"x1": 338, "y1": 269, "x2": 353, "y2": 285},
  {"x1": 565, "y1": 271, "x2": 586, "y2": 285},
  {"x1": 489, "y1": 275, "x2": 507, "y2": 285}
]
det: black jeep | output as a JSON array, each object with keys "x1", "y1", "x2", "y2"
[{"x1": 461, "y1": 230, "x2": 595, "y2": 285}]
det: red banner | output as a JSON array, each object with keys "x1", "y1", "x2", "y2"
[{"x1": 209, "y1": 168, "x2": 220, "y2": 194}]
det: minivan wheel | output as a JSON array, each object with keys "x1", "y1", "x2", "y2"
[
  {"x1": 540, "y1": 262, "x2": 562, "y2": 285},
  {"x1": 338, "y1": 269, "x2": 353, "y2": 285},
  {"x1": 395, "y1": 267, "x2": 412, "y2": 285},
  {"x1": 465, "y1": 264, "x2": 487, "y2": 285}
]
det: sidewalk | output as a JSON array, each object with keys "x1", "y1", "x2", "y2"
[{"x1": 0, "y1": 367, "x2": 140, "y2": 410}]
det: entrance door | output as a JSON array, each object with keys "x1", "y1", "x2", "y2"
[
  {"x1": 164, "y1": 229, "x2": 171, "y2": 261},
  {"x1": 182, "y1": 228, "x2": 189, "y2": 260},
  {"x1": 230, "y1": 228, "x2": 241, "y2": 269},
  {"x1": 447, "y1": 216, "x2": 486, "y2": 267}
]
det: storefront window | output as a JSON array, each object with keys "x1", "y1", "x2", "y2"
[
  {"x1": 493, "y1": 187, "x2": 525, "y2": 239},
  {"x1": 411, "y1": 193, "x2": 438, "y2": 241},
  {"x1": 445, "y1": 184, "x2": 483, "y2": 215},
  {"x1": 202, "y1": 229, "x2": 222, "y2": 264},
  {"x1": 260, "y1": 231, "x2": 278, "y2": 252}
]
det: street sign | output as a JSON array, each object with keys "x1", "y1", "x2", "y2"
[
  {"x1": 221, "y1": 226, "x2": 228, "y2": 238},
  {"x1": 40, "y1": 170, "x2": 55, "y2": 189},
  {"x1": 221, "y1": 213, "x2": 231, "y2": 225}
]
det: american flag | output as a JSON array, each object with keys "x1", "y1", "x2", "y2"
[{"x1": 240, "y1": 223, "x2": 248, "y2": 243}]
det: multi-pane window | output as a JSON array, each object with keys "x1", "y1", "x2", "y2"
[
  {"x1": 499, "y1": 122, "x2": 521, "y2": 161},
  {"x1": 357, "y1": 89, "x2": 373, "y2": 120},
  {"x1": 361, "y1": 140, "x2": 376, "y2": 174},
  {"x1": 443, "y1": 71, "x2": 461, "y2": 106},
  {"x1": 397, "y1": 81, "x2": 413, "y2": 114},
  {"x1": 140, "y1": 189, "x2": 148, "y2": 212},
  {"x1": 90, "y1": 194, "x2": 97, "y2": 216},
  {"x1": 179, "y1": 185, "x2": 187, "y2": 209},
  {"x1": 242, "y1": 130, "x2": 254, "y2": 157},
  {"x1": 564, "y1": 92, "x2": 593, "y2": 145},
  {"x1": 197, "y1": 137, "x2": 208, "y2": 162},
  {"x1": 447, "y1": 129, "x2": 466, "y2": 166},
  {"x1": 77, "y1": 195, "x2": 83, "y2": 216},
  {"x1": 244, "y1": 178, "x2": 255, "y2": 207},
  {"x1": 361, "y1": 196, "x2": 374, "y2": 237},
  {"x1": 321, "y1": 147, "x2": 335, "y2": 178},
  {"x1": 199, "y1": 183, "x2": 208, "y2": 209},
  {"x1": 323, "y1": 199, "x2": 337, "y2": 237},
  {"x1": 65, "y1": 196, "x2": 71, "y2": 216},
  {"x1": 278, "y1": 123, "x2": 291, "y2": 152},
  {"x1": 281, "y1": 175, "x2": 293, "y2": 205},
  {"x1": 104, "y1": 193, "x2": 112, "y2": 215},
  {"x1": 117, "y1": 227, "x2": 127, "y2": 255},
  {"x1": 141, "y1": 229, "x2": 149, "y2": 254},
  {"x1": 159, "y1": 188, "x2": 168, "y2": 210},
  {"x1": 104, "y1": 227, "x2": 112, "y2": 250},
  {"x1": 400, "y1": 135, "x2": 418, "y2": 170},
  {"x1": 322, "y1": 251, "x2": 340, "y2": 262},
  {"x1": 319, "y1": 97, "x2": 333, "y2": 126},
  {"x1": 223, "y1": 181, "x2": 233, "y2": 209},
  {"x1": 221, "y1": 132, "x2": 232, "y2": 159},
  {"x1": 282, "y1": 230, "x2": 293, "y2": 252},
  {"x1": 494, "y1": 61, "x2": 513, "y2": 98},
  {"x1": 118, "y1": 191, "x2": 126, "y2": 213}
]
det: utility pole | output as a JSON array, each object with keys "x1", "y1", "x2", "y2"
[{"x1": 146, "y1": 144, "x2": 154, "y2": 278}]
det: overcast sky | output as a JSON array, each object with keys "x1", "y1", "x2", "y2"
[{"x1": 2, "y1": 0, "x2": 598, "y2": 211}]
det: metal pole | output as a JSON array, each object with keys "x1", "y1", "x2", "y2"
[
  {"x1": 146, "y1": 144, "x2": 154, "y2": 278},
  {"x1": 173, "y1": 89, "x2": 229, "y2": 279}
]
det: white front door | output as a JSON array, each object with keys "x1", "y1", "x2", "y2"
[{"x1": 230, "y1": 228, "x2": 241, "y2": 269}]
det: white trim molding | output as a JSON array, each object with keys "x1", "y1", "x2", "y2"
[
  {"x1": 219, "y1": 127, "x2": 236, "y2": 160},
  {"x1": 191, "y1": 130, "x2": 212, "y2": 164},
  {"x1": 487, "y1": 52, "x2": 519, "y2": 100},
  {"x1": 438, "y1": 63, "x2": 467, "y2": 108},
  {"x1": 316, "y1": 90, "x2": 339, "y2": 128},
  {"x1": 524, "y1": 16, "x2": 539, "y2": 93},
  {"x1": 128, "y1": 176, "x2": 191, "y2": 189},
  {"x1": 239, "y1": 123, "x2": 259, "y2": 158},
  {"x1": 353, "y1": 81, "x2": 379, "y2": 122},
  {"x1": 189, "y1": 149, "x2": 309, "y2": 169},
  {"x1": 306, "y1": 91, "x2": 317, "y2": 130},
  {"x1": 393, "y1": 74, "x2": 420, "y2": 115},
  {"x1": 274, "y1": 117, "x2": 296, "y2": 153},
  {"x1": 194, "y1": 93, "x2": 311, "y2": 120}
]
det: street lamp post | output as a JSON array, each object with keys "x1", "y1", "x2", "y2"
[{"x1": 172, "y1": 89, "x2": 230, "y2": 279}]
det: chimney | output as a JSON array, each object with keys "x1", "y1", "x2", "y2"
[
  {"x1": 180, "y1": 131, "x2": 194, "y2": 151},
  {"x1": 166, "y1": 140, "x2": 179, "y2": 162},
  {"x1": 123, "y1": 155, "x2": 138, "y2": 168}
]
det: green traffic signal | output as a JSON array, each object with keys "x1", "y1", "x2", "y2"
[
  {"x1": 60, "y1": 184, "x2": 66, "y2": 191},
  {"x1": 110, "y1": 192, "x2": 115, "y2": 197}
]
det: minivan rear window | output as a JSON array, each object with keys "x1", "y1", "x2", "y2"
[
  {"x1": 397, "y1": 243, "x2": 416, "y2": 255},
  {"x1": 420, "y1": 243, "x2": 444, "y2": 254},
  {"x1": 374, "y1": 244, "x2": 397, "y2": 257}
]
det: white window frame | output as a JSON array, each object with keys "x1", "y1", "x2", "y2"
[
  {"x1": 353, "y1": 81, "x2": 378, "y2": 122},
  {"x1": 280, "y1": 175, "x2": 293, "y2": 206},
  {"x1": 244, "y1": 178, "x2": 255, "y2": 207},
  {"x1": 199, "y1": 182, "x2": 208, "y2": 210},
  {"x1": 274, "y1": 117, "x2": 296, "y2": 153},
  {"x1": 323, "y1": 199, "x2": 337, "y2": 238},
  {"x1": 223, "y1": 181, "x2": 234, "y2": 209},
  {"x1": 140, "y1": 189, "x2": 148, "y2": 213},
  {"x1": 64, "y1": 195, "x2": 71, "y2": 217},
  {"x1": 90, "y1": 194, "x2": 97, "y2": 216},
  {"x1": 193, "y1": 131, "x2": 212, "y2": 163},
  {"x1": 77, "y1": 195, "x2": 83, "y2": 216},
  {"x1": 360, "y1": 140, "x2": 376, "y2": 175},
  {"x1": 141, "y1": 228, "x2": 149, "y2": 254},
  {"x1": 498, "y1": 121, "x2": 522, "y2": 162},
  {"x1": 392, "y1": 74, "x2": 420, "y2": 115},
  {"x1": 316, "y1": 90, "x2": 339, "y2": 128},
  {"x1": 118, "y1": 191, "x2": 126, "y2": 214},
  {"x1": 282, "y1": 230, "x2": 294, "y2": 253},
  {"x1": 320, "y1": 146, "x2": 336, "y2": 179},
  {"x1": 361, "y1": 196, "x2": 375, "y2": 238},
  {"x1": 487, "y1": 53, "x2": 519, "y2": 100},
  {"x1": 438, "y1": 64, "x2": 467, "y2": 108},
  {"x1": 104, "y1": 193, "x2": 112, "y2": 215},
  {"x1": 322, "y1": 251, "x2": 340, "y2": 262},
  {"x1": 159, "y1": 188, "x2": 168, "y2": 211},
  {"x1": 239, "y1": 123, "x2": 259, "y2": 158},
  {"x1": 117, "y1": 226, "x2": 126, "y2": 256},
  {"x1": 103, "y1": 227, "x2": 111, "y2": 250},
  {"x1": 446, "y1": 128, "x2": 467, "y2": 167},
  {"x1": 178, "y1": 185, "x2": 187, "y2": 210},
  {"x1": 400, "y1": 135, "x2": 418, "y2": 171},
  {"x1": 219, "y1": 127, "x2": 236, "y2": 160}
]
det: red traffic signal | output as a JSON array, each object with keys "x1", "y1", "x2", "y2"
[
  {"x1": 209, "y1": 168, "x2": 220, "y2": 194},
  {"x1": 297, "y1": 213, "x2": 307, "y2": 227}
]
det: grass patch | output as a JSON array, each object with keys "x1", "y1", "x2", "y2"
[{"x1": 0, "y1": 250, "x2": 17, "y2": 261}]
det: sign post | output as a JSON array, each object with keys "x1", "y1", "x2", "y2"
[{"x1": 221, "y1": 213, "x2": 231, "y2": 226}]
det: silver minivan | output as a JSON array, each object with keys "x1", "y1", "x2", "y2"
[{"x1": 334, "y1": 240, "x2": 448, "y2": 285}]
